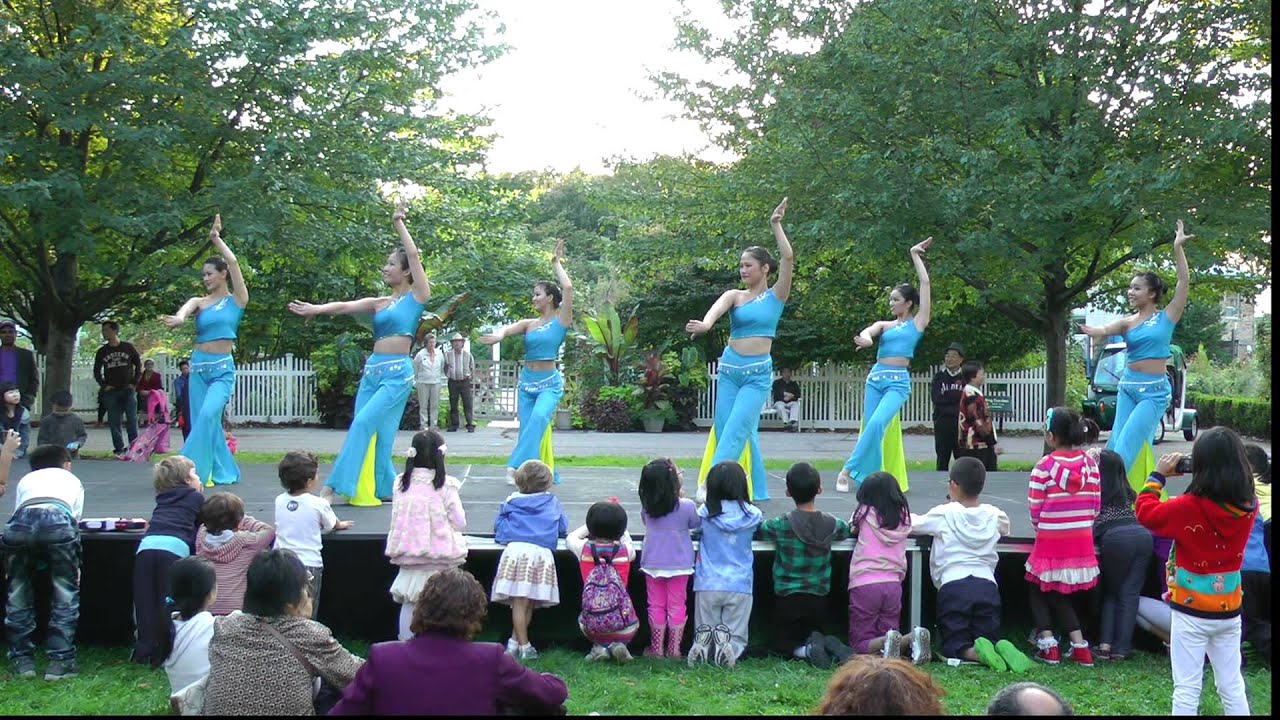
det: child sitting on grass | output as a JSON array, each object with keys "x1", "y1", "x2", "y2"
[
  {"x1": 197, "y1": 491, "x2": 276, "y2": 615},
  {"x1": 756, "y1": 462, "x2": 852, "y2": 668},
  {"x1": 569, "y1": 500, "x2": 638, "y2": 663},
  {"x1": 160, "y1": 556, "x2": 217, "y2": 694},
  {"x1": 911, "y1": 457, "x2": 1028, "y2": 671}
]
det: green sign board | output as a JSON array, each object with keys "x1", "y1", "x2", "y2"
[{"x1": 986, "y1": 383, "x2": 1013, "y2": 414}]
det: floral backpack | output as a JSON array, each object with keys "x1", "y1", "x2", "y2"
[{"x1": 578, "y1": 542, "x2": 638, "y2": 637}]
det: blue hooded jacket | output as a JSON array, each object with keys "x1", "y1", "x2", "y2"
[
  {"x1": 693, "y1": 500, "x2": 763, "y2": 594},
  {"x1": 494, "y1": 492, "x2": 568, "y2": 551}
]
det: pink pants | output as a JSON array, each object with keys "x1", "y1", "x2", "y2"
[
  {"x1": 848, "y1": 581, "x2": 903, "y2": 653},
  {"x1": 143, "y1": 390, "x2": 168, "y2": 425},
  {"x1": 644, "y1": 574, "x2": 690, "y2": 627}
]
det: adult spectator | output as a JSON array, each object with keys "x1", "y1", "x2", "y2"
[
  {"x1": 412, "y1": 333, "x2": 445, "y2": 430},
  {"x1": 986, "y1": 682, "x2": 1074, "y2": 715},
  {"x1": 330, "y1": 568, "x2": 568, "y2": 715},
  {"x1": 93, "y1": 321, "x2": 142, "y2": 457},
  {"x1": 930, "y1": 342, "x2": 965, "y2": 471},
  {"x1": 174, "y1": 360, "x2": 192, "y2": 440},
  {"x1": 201, "y1": 548, "x2": 363, "y2": 715},
  {"x1": 0, "y1": 319, "x2": 38, "y2": 410},
  {"x1": 815, "y1": 656, "x2": 945, "y2": 715},
  {"x1": 137, "y1": 359, "x2": 165, "y2": 426},
  {"x1": 443, "y1": 332, "x2": 476, "y2": 433},
  {"x1": 771, "y1": 366, "x2": 802, "y2": 432}
]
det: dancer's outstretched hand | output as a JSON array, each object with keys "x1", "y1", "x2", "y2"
[
  {"x1": 479, "y1": 333, "x2": 501, "y2": 346},
  {"x1": 771, "y1": 197, "x2": 788, "y2": 224},
  {"x1": 910, "y1": 237, "x2": 933, "y2": 255},
  {"x1": 160, "y1": 315, "x2": 184, "y2": 329},
  {"x1": 553, "y1": 238, "x2": 565, "y2": 262},
  {"x1": 209, "y1": 214, "x2": 222, "y2": 241},
  {"x1": 685, "y1": 319, "x2": 711, "y2": 338},
  {"x1": 1076, "y1": 323, "x2": 1106, "y2": 340},
  {"x1": 853, "y1": 334, "x2": 872, "y2": 350},
  {"x1": 393, "y1": 199, "x2": 407, "y2": 224},
  {"x1": 1174, "y1": 219, "x2": 1193, "y2": 248},
  {"x1": 287, "y1": 301, "x2": 320, "y2": 318}
]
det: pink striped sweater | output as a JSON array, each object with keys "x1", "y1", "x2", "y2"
[
  {"x1": 1024, "y1": 449, "x2": 1101, "y2": 593},
  {"x1": 198, "y1": 516, "x2": 277, "y2": 615}
]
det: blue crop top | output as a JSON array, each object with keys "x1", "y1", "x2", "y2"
[
  {"x1": 524, "y1": 316, "x2": 569, "y2": 361},
  {"x1": 877, "y1": 319, "x2": 924, "y2": 361},
  {"x1": 728, "y1": 288, "x2": 785, "y2": 340},
  {"x1": 372, "y1": 294, "x2": 426, "y2": 342},
  {"x1": 193, "y1": 296, "x2": 244, "y2": 343},
  {"x1": 1124, "y1": 310, "x2": 1175, "y2": 362}
]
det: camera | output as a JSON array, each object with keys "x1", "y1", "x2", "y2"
[{"x1": 1175, "y1": 457, "x2": 1192, "y2": 474}]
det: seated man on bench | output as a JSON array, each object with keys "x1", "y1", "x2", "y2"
[{"x1": 771, "y1": 367, "x2": 802, "y2": 432}]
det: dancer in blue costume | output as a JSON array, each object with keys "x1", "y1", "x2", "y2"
[
  {"x1": 835, "y1": 236, "x2": 934, "y2": 494},
  {"x1": 1078, "y1": 220, "x2": 1192, "y2": 491},
  {"x1": 687, "y1": 198, "x2": 794, "y2": 503},
  {"x1": 162, "y1": 214, "x2": 248, "y2": 486},
  {"x1": 480, "y1": 238, "x2": 574, "y2": 486},
  {"x1": 289, "y1": 201, "x2": 430, "y2": 506}
]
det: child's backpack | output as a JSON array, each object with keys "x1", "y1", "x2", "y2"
[{"x1": 578, "y1": 542, "x2": 638, "y2": 637}]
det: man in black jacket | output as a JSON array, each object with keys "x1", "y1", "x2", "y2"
[
  {"x1": 0, "y1": 320, "x2": 38, "y2": 410},
  {"x1": 930, "y1": 342, "x2": 966, "y2": 471},
  {"x1": 93, "y1": 321, "x2": 142, "y2": 457}
]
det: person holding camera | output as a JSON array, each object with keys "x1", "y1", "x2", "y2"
[{"x1": 1135, "y1": 427, "x2": 1257, "y2": 715}]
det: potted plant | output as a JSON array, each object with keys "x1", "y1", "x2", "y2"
[{"x1": 635, "y1": 351, "x2": 675, "y2": 433}]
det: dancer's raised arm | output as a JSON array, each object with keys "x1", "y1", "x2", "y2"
[
  {"x1": 552, "y1": 238, "x2": 573, "y2": 326},
  {"x1": 287, "y1": 296, "x2": 384, "y2": 318},
  {"x1": 393, "y1": 200, "x2": 431, "y2": 304},
  {"x1": 1163, "y1": 220, "x2": 1192, "y2": 324},
  {"x1": 209, "y1": 215, "x2": 249, "y2": 308},
  {"x1": 910, "y1": 237, "x2": 932, "y2": 331},
  {"x1": 771, "y1": 197, "x2": 794, "y2": 302},
  {"x1": 479, "y1": 319, "x2": 533, "y2": 345},
  {"x1": 686, "y1": 290, "x2": 739, "y2": 339}
]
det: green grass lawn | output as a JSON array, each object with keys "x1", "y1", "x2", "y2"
[{"x1": 1, "y1": 643, "x2": 1269, "y2": 715}]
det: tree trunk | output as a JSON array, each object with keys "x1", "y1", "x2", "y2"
[
  {"x1": 1041, "y1": 307, "x2": 1069, "y2": 410},
  {"x1": 42, "y1": 320, "x2": 81, "y2": 418}
]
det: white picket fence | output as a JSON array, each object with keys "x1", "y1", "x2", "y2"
[{"x1": 696, "y1": 362, "x2": 1049, "y2": 431}]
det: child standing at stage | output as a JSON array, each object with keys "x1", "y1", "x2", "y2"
[
  {"x1": 132, "y1": 455, "x2": 205, "y2": 667},
  {"x1": 1092, "y1": 449, "x2": 1153, "y2": 661},
  {"x1": 912, "y1": 457, "x2": 1027, "y2": 671},
  {"x1": 1241, "y1": 444, "x2": 1270, "y2": 668},
  {"x1": 569, "y1": 500, "x2": 639, "y2": 663},
  {"x1": 1136, "y1": 427, "x2": 1256, "y2": 715},
  {"x1": 1025, "y1": 407, "x2": 1101, "y2": 666},
  {"x1": 688, "y1": 461, "x2": 762, "y2": 668},
  {"x1": 159, "y1": 556, "x2": 217, "y2": 693},
  {"x1": 197, "y1": 491, "x2": 276, "y2": 615},
  {"x1": 757, "y1": 462, "x2": 852, "y2": 668},
  {"x1": 492, "y1": 459, "x2": 568, "y2": 661},
  {"x1": 384, "y1": 430, "x2": 466, "y2": 640},
  {"x1": 274, "y1": 450, "x2": 352, "y2": 620},
  {"x1": 637, "y1": 458, "x2": 700, "y2": 659},
  {"x1": 847, "y1": 471, "x2": 928, "y2": 664}
]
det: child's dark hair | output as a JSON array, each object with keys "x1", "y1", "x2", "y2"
[
  {"x1": 278, "y1": 450, "x2": 319, "y2": 493},
  {"x1": 50, "y1": 390, "x2": 73, "y2": 409},
  {"x1": 586, "y1": 501, "x2": 628, "y2": 541},
  {"x1": 1244, "y1": 444, "x2": 1271, "y2": 484},
  {"x1": 401, "y1": 429, "x2": 448, "y2": 491},
  {"x1": 785, "y1": 462, "x2": 822, "y2": 504},
  {"x1": 201, "y1": 492, "x2": 245, "y2": 534},
  {"x1": 1044, "y1": 406, "x2": 1099, "y2": 448},
  {"x1": 852, "y1": 471, "x2": 910, "y2": 531},
  {"x1": 156, "y1": 556, "x2": 216, "y2": 668},
  {"x1": 949, "y1": 457, "x2": 986, "y2": 498},
  {"x1": 1097, "y1": 449, "x2": 1135, "y2": 509},
  {"x1": 959, "y1": 360, "x2": 984, "y2": 385},
  {"x1": 638, "y1": 458, "x2": 680, "y2": 519},
  {"x1": 1187, "y1": 427, "x2": 1256, "y2": 507},
  {"x1": 704, "y1": 461, "x2": 751, "y2": 518},
  {"x1": 27, "y1": 444, "x2": 71, "y2": 471}
]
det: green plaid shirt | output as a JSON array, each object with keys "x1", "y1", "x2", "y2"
[{"x1": 757, "y1": 511, "x2": 852, "y2": 596}]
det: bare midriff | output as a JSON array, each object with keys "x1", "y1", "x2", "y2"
[
  {"x1": 1127, "y1": 358, "x2": 1169, "y2": 376},
  {"x1": 876, "y1": 356, "x2": 911, "y2": 368},
  {"x1": 195, "y1": 340, "x2": 235, "y2": 355},
  {"x1": 526, "y1": 359, "x2": 557, "y2": 371},
  {"x1": 372, "y1": 337, "x2": 413, "y2": 356},
  {"x1": 728, "y1": 337, "x2": 773, "y2": 357}
]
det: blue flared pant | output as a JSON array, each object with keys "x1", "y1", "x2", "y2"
[
  {"x1": 327, "y1": 354, "x2": 414, "y2": 500},
  {"x1": 1106, "y1": 368, "x2": 1171, "y2": 489},
  {"x1": 508, "y1": 367, "x2": 563, "y2": 484},
  {"x1": 182, "y1": 351, "x2": 240, "y2": 486},
  {"x1": 701, "y1": 348, "x2": 770, "y2": 501},
  {"x1": 843, "y1": 364, "x2": 911, "y2": 484}
]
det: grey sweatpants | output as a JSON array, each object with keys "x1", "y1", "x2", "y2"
[{"x1": 695, "y1": 591, "x2": 753, "y2": 661}]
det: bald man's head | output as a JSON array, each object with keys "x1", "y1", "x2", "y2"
[{"x1": 986, "y1": 682, "x2": 1073, "y2": 716}]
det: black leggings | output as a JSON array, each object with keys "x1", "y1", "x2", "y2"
[{"x1": 1028, "y1": 586, "x2": 1080, "y2": 636}]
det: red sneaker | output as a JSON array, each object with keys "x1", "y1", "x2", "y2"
[
  {"x1": 1034, "y1": 644, "x2": 1061, "y2": 665},
  {"x1": 1066, "y1": 644, "x2": 1094, "y2": 667}
]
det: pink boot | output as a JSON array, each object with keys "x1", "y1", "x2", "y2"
[
  {"x1": 666, "y1": 623, "x2": 686, "y2": 659},
  {"x1": 644, "y1": 624, "x2": 666, "y2": 658}
]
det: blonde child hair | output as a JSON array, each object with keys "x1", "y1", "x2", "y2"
[{"x1": 154, "y1": 455, "x2": 196, "y2": 493}]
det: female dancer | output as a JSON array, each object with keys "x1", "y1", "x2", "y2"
[
  {"x1": 687, "y1": 198, "x2": 794, "y2": 502},
  {"x1": 161, "y1": 215, "x2": 248, "y2": 486},
  {"x1": 288, "y1": 202, "x2": 430, "y2": 505},
  {"x1": 835, "y1": 237, "x2": 933, "y2": 493},
  {"x1": 480, "y1": 239, "x2": 573, "y2": 485},
  {"x1": 1079, "y1": 220, "x2": 1191, "y2": 488}
]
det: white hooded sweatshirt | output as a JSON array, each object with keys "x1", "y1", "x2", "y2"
[{"x1": 910, "y1": 502, "x2": 1011, "y2": 589}]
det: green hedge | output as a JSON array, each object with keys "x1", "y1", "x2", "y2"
[{"x1": 1188, "y1": 391, "x2": 1271, "y2": 438}]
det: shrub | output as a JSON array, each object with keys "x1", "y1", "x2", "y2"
[
  {"x1": 582, "y1": 386, "x2": 637, "y2": 433},
  {"x1": 1187, "y1": 392, "x2": 1271, "y2": 438}
]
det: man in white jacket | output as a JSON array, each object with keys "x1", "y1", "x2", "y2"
[
  {"x1": 412, "y1": 334, "x2": 446, "y2": 431},
  {"x1": 911, "y1": 457, "x2": 1029, "y2": 672}
]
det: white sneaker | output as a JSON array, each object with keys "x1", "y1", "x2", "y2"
[
  {"x1": 835, "y1": 470, "x2": 852, "y2": 493},
  {"x1": 518, "y1": 643, "x2": 539, "y2": 661},
  {"x1": 506, "y1": 468, "x2": 517, "y2": 487},
  {"x1": 909, "y1": 627, "x2": 932, "y2": 665},
  {"x1": 584, "y1": 644, "x2": 610, "y2": 662},
  {"x1": 712, "y1": 624, "x2": 736, "y2": 668},
  {"x1": 608, "y1": 642, "x2": 633, "y2": 664},
  {"x1": 687, "y1": 625, "x2": 713, "y2": 666},
  {"x1": 505, "y1": 638, "x2": 519, "y2": 656},
  {"x1": 881, "y1": 629, "x2": 902, "y2": 659},
  {"x1": 695, "y1": 483, "x2": 707, "y2": 504}
]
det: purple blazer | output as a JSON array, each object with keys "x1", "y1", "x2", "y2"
[{"x1": 328, "y1": 633, "x2": 568, "y2": 716}]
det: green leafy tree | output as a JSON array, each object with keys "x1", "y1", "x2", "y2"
[{"x1": 657, "y1": 0, "x2": 1271, "y2": 407}]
